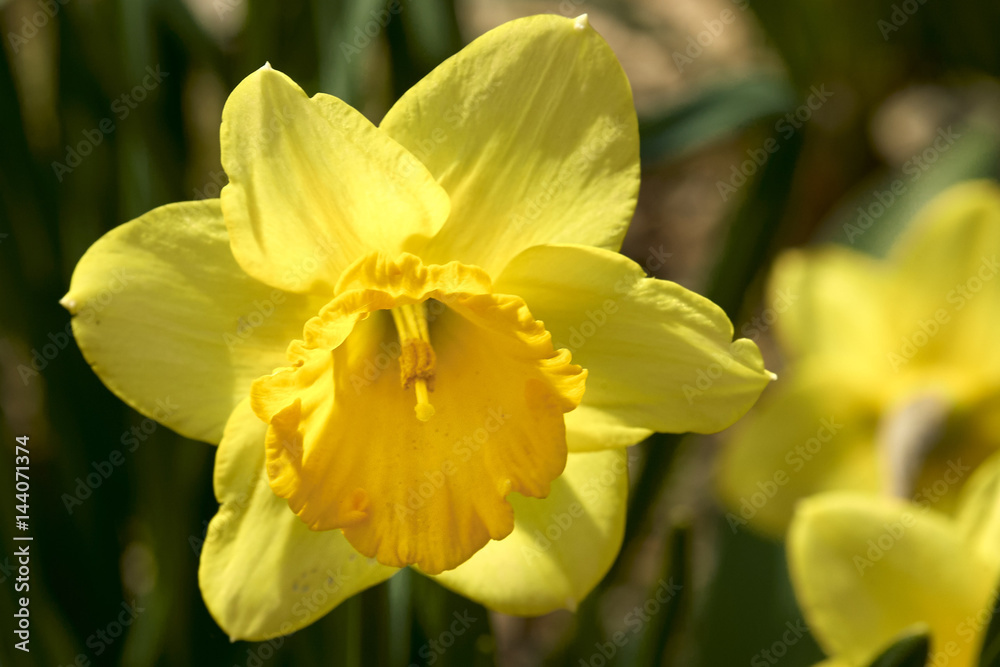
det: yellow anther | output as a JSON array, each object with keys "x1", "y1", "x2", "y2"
[
  {"x1": 390, "y1": 302, "x2": 437, "y2": 421},
  {"x1": 399, "y1": 338, "x2": 436, "y2": 389}
]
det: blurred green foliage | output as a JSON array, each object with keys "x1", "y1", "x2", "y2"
[{"x1": 2, "y1": 0, "x2": 1000, "y2": 665}]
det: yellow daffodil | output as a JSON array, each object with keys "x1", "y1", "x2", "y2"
[
  {"x1": 719, "y1": 181, "x2": 1000, "y2": 536},
  {"x1": 62, "y1": 15, "x2": 770, "y2": 639},
  {"x1": 788, "y1": 452, "x2": 1000, "y2": 667}
]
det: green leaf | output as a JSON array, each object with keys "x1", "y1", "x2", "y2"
[
  {"x1": 638, "y1": 72, "x2": 796, "y2": 165},
  {"x1": 387, "y1": 0, "x2": 462, "y2": 97},
  {"x1": 692, "y1": 518, "x2": 823, "y2": 667},
  {"x1": 978, "y1": 581, "x2": 1000, "y2": 667},
  {"x1": 621, "y1": 433, "x2": 684, "y2": 554},
  {"x1": 409, "y1": 575, "x2": 493, "y2": 667},
  {"x1": 312, "y1": 0, "x2": 387, "y2": 107},
  {"x1": 388, "y1": 569, "x2": 413, "y2": 667},
  {"x1": 634, "y1": 524, "x2": 689, "y2": 666},
  {"x1": 705, "y1": 122, "x2": 805, "y2": 319},
  {"x1": 865, "y1": 631, "x2": 931, "y2": 667},
  {"x1": 816, "y1": 121, "x2": 1000, "y2": 258}
]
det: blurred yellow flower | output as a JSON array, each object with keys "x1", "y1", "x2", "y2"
[
  {"x1": 788, "y1": 454, "x2": 1000, "y2": 667},
  {"x1": 719, "y1": 181, "x2": 1000, "y2": 535},
  {"x1": 62, "y1": 15, "x2": 771, "y2": 639}
]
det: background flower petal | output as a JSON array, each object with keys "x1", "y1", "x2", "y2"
[
  {"x1": 788, "y1": 493, "x2": 995, "y2": 667},
  {"x1": 717, "y1": 368, "x2": 882, "y2": 536},
  {"x1": 886, "y1": 181, "x2": 1000, "y2": 383},
  {"x1": 956, "y1": 451, "x2": 1000, "y2": 564},
  {"x1": 769, "y1": 246, "x2": 892, "y2": 381}
]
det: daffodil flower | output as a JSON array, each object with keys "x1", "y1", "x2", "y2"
[
  {"x1": 788, "y1": 452, "x2": 1000, "y2": 667},
  {"x1": 719, "y1": 181, "x2": 1000, "y2": 535},
  {"x1": 62, "y1": 15, "x2": 770, "y2": 639}
]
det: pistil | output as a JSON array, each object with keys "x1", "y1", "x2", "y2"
[{"x1": 390, "y1": 302, "x2": 436, "y2": 421}]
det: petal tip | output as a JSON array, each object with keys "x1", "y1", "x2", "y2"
[{"x1": 59, "y1": 294, "x2": 77, "y2": 313}]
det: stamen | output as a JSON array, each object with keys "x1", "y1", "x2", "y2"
[
  {"x1": 390, "y1": 302, "x2": 437, "y2": 421},
  {"x1": 414, "y1": 380, "x2": 435, "y2": 422}
]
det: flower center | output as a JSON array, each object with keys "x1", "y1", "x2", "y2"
[
  {"x1": 250, "y1": 252, "x2": 587, "y2": 573},
  {"x1": 390, "y1": 302, "x2": 436, "y2": 421}
]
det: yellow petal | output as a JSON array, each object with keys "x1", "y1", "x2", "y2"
[
  {"x1": 788, "y1": 493, "x2": 996, "y2": 667},
  {"x1": 887, "y1": 180, "x2": 1000, "y2": 384},
  {"x1": 956, "y1": 451, "x2": 1000, "y2": 564},
  {"x1": 495, "y1": 244, "x2": 771, "y2": 450},
  {"x1": 61, "y1": 200, "x2": 321, "y2": 444},
  {"x1": 717, "y1": 368, "x2": 882, "y2": 536},
  {"x1": 221, "y1": 66, "x2": 450, "y2": 293},
  {"x1": 199, "y1": 399, "x2": 397, "y2": 641},
  {"x1": 431, "y1": 449, "x2": 629, "y2": 615},
  {"x1": 769, "y1": 246, "x2": 891, "y2": 383},
  {"x1": 251, "y1": 253, "x2": 586, "y2": 575},
  {"x1": 380, "y1": 15, "x2": 639, "y2": 277}
]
